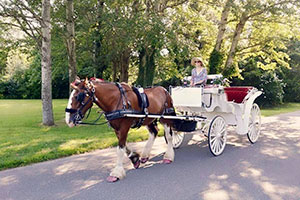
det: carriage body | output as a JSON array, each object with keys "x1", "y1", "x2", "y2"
[
  {"x1": 171, "y1": 85, "x2": 262, "y2": 135},
  {"x1": 170, "y1": 76, "x2": 262, "y2": 155}
]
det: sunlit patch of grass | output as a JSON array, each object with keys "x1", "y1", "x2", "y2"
[
  {"x1": 59, "y1": 139, "x2": 96, "y2": 150},
  {"x1": 261, "y1": 103, "x2": 300, "y2": 117}
]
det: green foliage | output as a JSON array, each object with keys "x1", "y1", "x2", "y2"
[
  {"x1": 222, "y1": 63, "x2": 240, "y2": 78},
  {"x1": 232, "y1": 58, "x2": 285, "y2": 107},
  {"x1": 280, "y1": 39, "x2": 300, "y2": 102},
  {"x1": 1, "y1": 0, "x2": 300, "y2": 102},
  {"x1": 259, "y1": 71, "x2": 285, "y2": 107},
  {"x1": 208, "y1": 48, "x2": 224, "y2": 74}
]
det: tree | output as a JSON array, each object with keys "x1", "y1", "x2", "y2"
[
  {"x1": 66, "y1": 0, "x2": 77, "y2": 89},
  {"x1": 224, "y1": 0, "x2": 300, "y2": 74},
  {"x1": 41, "y1": 0, "x2": 54, "y2": 126}
]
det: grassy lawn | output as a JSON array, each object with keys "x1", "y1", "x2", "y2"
[
  {"x1": 0, "y1": 99, "x2": 300, "y2": 171},
  {"x1": 0, "y1": 99, "x2": 163, "y2": 170},
  {"x1": 261, "y1": 103, "x2": 300, "y2": 117}
]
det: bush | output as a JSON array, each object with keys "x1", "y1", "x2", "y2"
[
  {"x1": 259, "y1": 72, "x2": 285, "y2": 107},
  {"x1": 231, "y1": 58, "x2": 285, "y2": 107}
]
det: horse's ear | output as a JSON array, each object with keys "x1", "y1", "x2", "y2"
[
  {"x1": 70, "y1": 82, "x2": 79, "y2": 91},
  {"x1": 85, "y1": 77, "x2": 89, "y2": 85}
]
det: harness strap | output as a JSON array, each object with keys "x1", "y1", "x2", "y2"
[
  {"x1": 115, "y1": 83, "x2": 131, "y2": 109},
  {"x1": 105, "y1": 109, "x2": 143, "y2": 121}
]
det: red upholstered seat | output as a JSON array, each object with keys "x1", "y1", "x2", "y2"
[{"x1": 224, "y1": 87, "x2": 253, "y2": 103}]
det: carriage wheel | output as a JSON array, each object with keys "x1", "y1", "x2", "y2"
[
  {"x1": 172, "y1": 131, "x2": 185, "y2": 149},
  {"x1": 164, "y1": 130, "x2": 185, "y2": 149},
  {"x1": 208, "y1": 116, "x2": 227, "y2": 156},
  {"x1": 247, "y1": 103, "x2": 261, "y2": 144}
]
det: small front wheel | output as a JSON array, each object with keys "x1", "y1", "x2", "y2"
[
  {"x1": 208, "y1": 116, "x2": 227, "y2": 156},
  {"x1": 172, "y1": 131, "x2": 185, "y2": 149}
]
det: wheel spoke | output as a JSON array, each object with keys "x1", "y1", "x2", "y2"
[{"x1": 211, "y1": 136, "x2": 217, "y2": 143}]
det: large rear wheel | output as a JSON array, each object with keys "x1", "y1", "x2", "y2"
[
  {"x1": 208, "y1": 116, "x2": 227, "y2": 156},
  {"x1": 247, "y1": 103, "x2": 261, "y2": 143}
]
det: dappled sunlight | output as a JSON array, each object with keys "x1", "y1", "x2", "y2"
[
  {"x1": 34, "y1": 148, "x2": 52, "y2": 156},
  {"x1": 0, "y1": 175, "x2": 18, "y2": 186},
  {"x1": 260, "y1": 145, "x2": 289, "y2": 159},
  {"x1": 59, "y1": 139, "x2": 96, "y2": 150},
  {"x1": 54, "y1": 148, "x2": 119, "y2": 176},
  {"x1": 54, "y1": 162, "x2": 88, "y2": 176},
  {"x1": 201, "y1": 182, "x2": 230, "y2": 200},
  {"x1": 200, "y1": 174, "x2": 251, "y2": 200},
  {"x1": 257, "y1": 114, "x2": 300, "y2": 160},
  {"x1": 56, "y1": 177, "x2": 104, "y2": 200},
  {"x1": 239, "y1": 161, "x2": 300, "y2": 199}
]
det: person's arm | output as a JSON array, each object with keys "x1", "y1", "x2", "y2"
[{"x1": 190, "y1": 69, "x2": 195, "y2": 86}]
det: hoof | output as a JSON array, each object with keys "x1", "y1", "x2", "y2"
[
  {"x1": 163, "y1": 159, "x2": 172, "y2": 164},
  {"x1": 107, "y1": 176, "x2": 119, "y2": 183},
  {"x1": 134, "y1": 159, "x2": 140, "y2": 169},
  {"x1": 140, "y1": 157, "x2": 149, "y2": 164}
]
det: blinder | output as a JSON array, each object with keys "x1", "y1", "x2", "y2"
[
  {"x1": 65, "y1": 88, "x2": 95, "y2": 125},
  {"x1": 76, "y1": 92, "x2": 86, "y2": 104}
]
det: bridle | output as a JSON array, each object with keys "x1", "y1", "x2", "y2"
[{"x1": 65, "y1": 86, "x2": 96, "y2": 125}]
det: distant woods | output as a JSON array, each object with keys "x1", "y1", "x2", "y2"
[{"x1": 0, "y1": 0, "x2": 300, "y2": 107}]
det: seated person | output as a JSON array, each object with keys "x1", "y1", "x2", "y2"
[{"x1": 190, "y1": 57, "x2": 208, "y2": 86}]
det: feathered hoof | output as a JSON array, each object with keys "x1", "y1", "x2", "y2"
[
  {"x1": 140, "y1": 157, "x2": 149, "y2": 164},
  {"x1": 134, "y1": 159, "x2": 141, "y2": 169},
  {"x1": 162, "y1": 159, "x2": 172, "y2": 164},
  {"x1": 106, "y1": 176, "x2": 119, "y2": 183}
]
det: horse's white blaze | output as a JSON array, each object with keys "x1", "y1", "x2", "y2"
[{"x1": 65, "y1": 90, "x2": 76, "y2": 127}]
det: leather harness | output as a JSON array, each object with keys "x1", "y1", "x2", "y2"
[{"x1": 66, "y1": 81, "x2": 175, "y2": 128}]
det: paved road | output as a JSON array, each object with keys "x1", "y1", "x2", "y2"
[{"x1": 1, "y1": 111, "x2": 300, "y2": 200}]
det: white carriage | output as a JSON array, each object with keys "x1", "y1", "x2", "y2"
[{"x1": 170, "y1": 74, "x2": 262, "y2": 156}]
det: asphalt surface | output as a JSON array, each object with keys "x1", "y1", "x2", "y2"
[{"x1": 1, "y1": 111, "x2": 300, "y2": 200}]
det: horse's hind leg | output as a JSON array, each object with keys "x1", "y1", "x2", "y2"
[
  {"x1": 125, "y1": 146, "x2": 140, "y2": 169},
  {"x1": 163, "y1": 124, "x2": 174, "y2": 164},
  {"x1": 140, "y1": 123, "x2": 158, "y2": 163}
]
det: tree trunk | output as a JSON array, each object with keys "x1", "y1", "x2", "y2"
[
  {"x1": 144, "y1": 48, "x2": 156, "y2": 86},
  {"x1": 66, "y1": 0, "x2": 77, "y2": 91},
  {"x1": 120, "y1": 49, "x2": 130, "y2": 82},
  {"x1": 136, "y1": 48, "x2": 146, "y2": 87},
  {"x1": 225, "y1": 14, "x2": 248, "y2": 69},
  {"x1": 215, "y1": 0, "x2": 231, "y2": 51},
  {"x1": 112, "y1": 56, "x2": 119, "y2": 82},
  {"x1": 93, "y1": 0, "x2": 106, "y2": 78},
  {"x1": 41, "y1": 0, "x2": 54, "y2": 126}
]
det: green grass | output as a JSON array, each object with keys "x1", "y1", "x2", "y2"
[
  {"x1": 0, "y1": 100, "x2": 299, "y2": 171},
  {"x1": 0, "y1": 99, "x2": 163, "y2": 170},
  {"x1": 261, "y1": 103, "x2": 300, "y2": 117}
]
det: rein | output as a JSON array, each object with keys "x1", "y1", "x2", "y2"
[{"x1": 77, "y1": 111, "x2": 108, "y2": 126}]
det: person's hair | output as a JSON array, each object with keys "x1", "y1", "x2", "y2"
[{"x1": 191, "y1": 57, "x2": 204, "y2": 66}]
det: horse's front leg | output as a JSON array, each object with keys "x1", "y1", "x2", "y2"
[
  {"x1": 107, "y1": 145, "x2": 127, "y2": 182},
  {"x1": 140, "y1": 123, "x2": 158, "y2": 163},
  {"x1": 163, "y1": 124, "x2": 174, "y2": 164}
]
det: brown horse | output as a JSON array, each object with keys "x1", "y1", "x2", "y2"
[{"x1": 65, "y1": 77, "x2": 176, "y2": 182}]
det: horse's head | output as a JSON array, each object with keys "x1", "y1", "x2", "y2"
[{"x1": 65, "y1": 77, "x2": 94, "y2": 127}]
